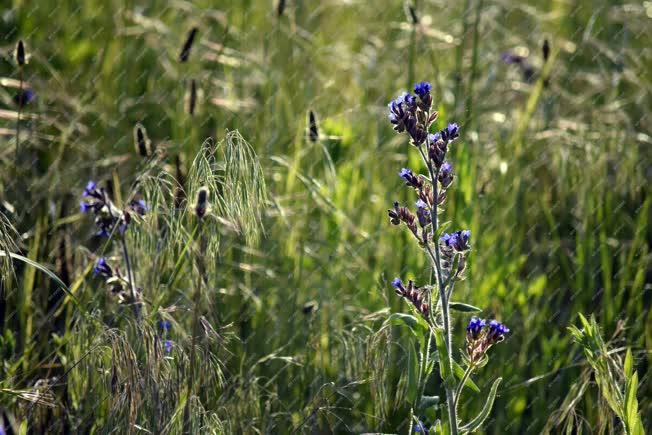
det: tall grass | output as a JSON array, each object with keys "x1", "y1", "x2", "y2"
[{"x1": 0, "y1": 0, "x2": 650, "y2": 433}]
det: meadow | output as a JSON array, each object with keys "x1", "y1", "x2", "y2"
[{"x1": 0, "y1": 0, "x2": 650, "y2": 433}]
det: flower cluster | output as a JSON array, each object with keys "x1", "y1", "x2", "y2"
[
  {"x1": 439, "y1": 230, "x2": 471, "y2": 277},
  {"x1": 160, "y1": 320, "x2": 173, "y2": 354},
  {"x1": 80, "y1": 181, "x2": 146, "y2": 237},
  {"x1": 92, "y1": 257, "x2": 136, "y2": 305},
  {"x1": 392, "y1": 278, "x2": 430, "y2": 319},
  {"x1": 465, "y1": 317, "x2": 509, "y2": 364},
  {"x1": 388, "y1": 82, "x2": 437, "y2": 146}
]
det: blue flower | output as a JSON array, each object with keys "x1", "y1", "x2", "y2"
[
  {"x1": 402, "y1": 92, "x2": 417, "y2": 111},
  {"x1": 399, "y1": 168, "x2": 423, "y2": 189},
  {"x1": 415, "y1": 199, "x2": 430, "y2": 227},
  {"x1": 438, "y1": 161, "x2": 454, "y2": 188},
  {"x1": 414, "y1": 81, "x2": 432, "y2": 110},
  {"x1": 466, "y1": 317, "x2": 486, "y2": 339},
  {"x1": 93, "y1": 257, "x2": 113, "y2": 278},
  {"x1": 83, "y1": 181, "x2": 98, "y2": 197},
  {"x1": 446, "y1": 123, "x2": 459, "y2": 138},
  {"x1": 80, "y1": 201, "x2": 92, "y2": 213},
  {"x1": 14, "y1": 89, "x2": 36, "y2": 108},
  {"x1": 164, "y1": 339, "x2": 174, "y2": 354},
  {"x1": 413, "y1": 82, "x2": 431, "y2": 98},
  {"x1": 487, "y1": 320, "x2": 509, "y2": 344},
  {"x1": 160, "y1": 320, "x2": 172, "y2": 332},
  {"x1": 130, "y1": 199, "x2": 147, "y2": 216},
  {"x1": 440, "y1": 230, "x2": 471, "y2": 252},
  {"x1": 392, "y1": 277, "x2": 403, "y2": 289}
]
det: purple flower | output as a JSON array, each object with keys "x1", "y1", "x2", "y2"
[
  {"x1": 80, "y1": 201, "x2": 92, "y2": 213},
  {"x1": 414, "y1": 81, "x2": 432, "y2": 111},
  {"x1": 392, "y1": 277, "x2": 404, "y2": 290},
  {"x1": 130, "y1": 199, "x2": 147, "y2": 216},
  {"x1": 93, "y1": 257, "x2": 113, "y2": 278},
  {"x1": 415, "y1": 199, "x2": 430, "y2": 227},
  {"x1": 440, "y1": 230, "x2": 471, "y2": 252},
  {"x1": 438, "y1": 161, "x2": 454, "y2": 188},
  {"x1": 399, "y1": 168, "x2": 423, "y2": 189},
  {"x1": 487, "y1": 320, "x2": 509, "y2": 344},
  {"x1": 466, "y1": 317, "x2": 486, "y2": 339},
  {"x1": 413, "y1": 82, "x2": 431, "y2": 98},
  {"x1": 160, "y1": 320, "x2": 172, "y2": 332},
  {"x1": 164, "y1": 339, "x2": 174, "y2": 354},
  {"x1": 14, "y1": 89, "x2": 36, "y2": 108},
  {"x1": 83, "y1": 181, "x2": 98, "y2": 197},
  {"x1": 446, "y1": 123, "x2": 459, "y2": 139}
]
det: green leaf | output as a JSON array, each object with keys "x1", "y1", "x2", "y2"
[
  {"x1": 419, "y1": 395, "x2": 440, "y2": 409},
  {"x1": 434, "y1": 329, "x2": 452, "y2": 384},
  {"x1": 624, "y1": 372, "x2": 643, "y2": 435},
  {"x1": 459, "y1": 378, "x2": 502, "y2": 433},
  {"x1": 453, "y1": 361, "x2": 480, "y2": 393},
  {"x1": 406, "y1": 340, "x2": 420, "y2": 404},
  {"x1": 0, "y1": 251, "x2": 81, "y2": 311},
  {"x1": 623, "y1": 348, "x2": 633, "y2": 379},
  {"x1": 449, "y1": 302, "x2": 482, "y2": 313}
]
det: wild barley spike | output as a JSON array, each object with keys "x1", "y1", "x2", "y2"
[
  {"x1": 308, "y1": 110, "x2": 318, "y2": 142},
  {"x1": 179, "y1": 27, "x2": 198, "y2": 62},
  {"x1": 15, "y1": 40, "x2": 26, "y2": 66}
]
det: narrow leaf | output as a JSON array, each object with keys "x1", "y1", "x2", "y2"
[
  {"x1": 449, "y1": 302, "x2": 482, "y2": 313},
  {"x1": 460, "y1": 377, "x2": 502, "y2": 433},
  {"x1": 453, "y1": 361, "x2": 480, "y2": 393},
  {"x1": 1, "y1": 251, "x2": 81, "y2": 310}
]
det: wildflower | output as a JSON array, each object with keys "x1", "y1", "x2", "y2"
[
  {"x1": 14, "y1": 89, "x2": 35, "y2": 108},
  {"x1": 428, "y1": 133, "x2": 447, "y2": 167},
  {"x1": 415, "y1": 199, "x2": 430, "y2": 228},
  {"x1": 388, "y1": 201, "x2": 418, "y2": 239},
  {"x1": 440, "y1": 123, "x2": 460, "y2": 142},
  {"x1": 413, "y1": 81, "x2": 432, "y2": 111},
  {"x1": 164, "y1": 339, "x2": 174, "y2": 354},
  {"x1": 438, "y1": 161, "x2": 454, "y2": 188},
  {"x1": 388, "y1": 94, "x2": 410, "y2": 133},
  {"x1": 399, "y1": 168, "x2": 423, "y2": 189},
  {"x1": 93, "y1": 257, "x2": 113, "y2": 278},
  {"x1": 80, "y1": 181, "x2": 133, "y2": 237},
  {"x1": 160, "y1": 320, "x2": 172, "y2": 332},
  {"x1": 129, "y1": 199, "x2": 147, "y2": 216},
  {"x1": 388, "y1": 92, "x2": 427, "y2": 146},
  {"x1": 440, "y1": 230, "x2": 470, "y2": 252},
  {"x1": 392, "y1": 278, "x2": 429, "y2": 319},
  {"x1": 486, "y1": 320, "x2": 510, "y2": 344},
  {"x1": 466, "y1": 317, "x2": 486, "y2": 340},
  {"x1": 414, "y1": 419, "x2": 429, "y2": 434}
]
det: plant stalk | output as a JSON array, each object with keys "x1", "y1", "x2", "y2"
[
  {"x1": 120, "y1": 235, "x2": 141, "y2": 320},
  {"x1": 419, "y1": 134, "x2": 458, "y2": 434},
  {"x1": 183, "y1": 220, "x2": 205, "y2": 434}
]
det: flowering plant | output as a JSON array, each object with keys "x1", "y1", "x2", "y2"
[{"x1": 386, "y1": 82, "x2": 508, "y2": 434}]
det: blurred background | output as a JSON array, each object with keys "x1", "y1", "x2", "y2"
[{"x1": 0, "y1": 0, "x2": 650, "y2": 433}]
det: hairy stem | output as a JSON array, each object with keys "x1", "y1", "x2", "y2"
[
  {"x1": 418, "y1": 137, "x2": 458, "y2": 434},
  {"x1": 453, "y1": 364, "x2": 474, "y2": 413}
]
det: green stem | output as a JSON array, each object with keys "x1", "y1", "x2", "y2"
[
  {"x1": 183, "y1": 220, "x2": 205, "y2": 433},
  {"x1": 418, "y1": 136, "x2": 458, "y2": 434},
  {"x1": 453, "y1": 364, "x2": 475, "y2": 412},
  {"x1": 15, "y1": 67, "x2": 23, "y2": 165},
  {"x1": 120, "y1": 235, "x2": 140, "y2": 320}
]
